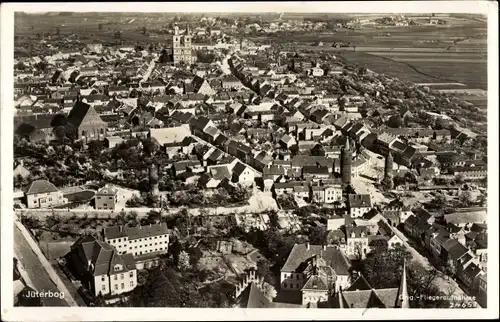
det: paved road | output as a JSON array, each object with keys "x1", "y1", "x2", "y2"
[{"x1": 14, "y1": 225, "x2": 69, "y2": 307}]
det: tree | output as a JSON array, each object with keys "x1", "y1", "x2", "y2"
[
  {"x1": 178, "y1": 250, "x2": 191, "y2": 271},
  {"x1": 457, "y1": 191, "x2": 473, "y2": 207},
  {"x1": 381, "y1": 176, "x2": 394, "y2": 190},
  {"x1": 309, "y1": 226, "x2": 327, "y2": 245}
]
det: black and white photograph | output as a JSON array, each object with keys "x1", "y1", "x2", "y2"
[{"x1": 1, "y1": 1, "x2": 498, "y2": 321}]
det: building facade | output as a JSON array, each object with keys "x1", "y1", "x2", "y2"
[
  {"x1": 103, "y1": 223, "x2": 170, "y2": 258},
  {"x1": 65, "y1": 236, "x2": 137, "y2": 297},
  {"x1": 25, "y1": 180, "x2": 67, "y2": 209},
  {"x1": 95, "y1": 186, "x2": 118, "y2": 210},
  {"x1": 172, "y1": 25, "x2": 193, "y2": 65}
]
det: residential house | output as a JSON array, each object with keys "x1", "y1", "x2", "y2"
[
  {"x1": 345, "y1": 225, "x2": 370, "y2": 259},
  {"x1": 65, "y1": 235, "x2": 137, "y2": 297},
  {"x1": 191, "y1": 75, "x2": 216, "y2": 96},
  {"x1": 232, "y1": 162, "x2": 255, "y2": 187},
  {"x1": 95, "y1": 186, "x2": 118, "y2": 211},
  {"x1": 348, "y1": 194, "x2": 373, "y2": 218},
  {"x1": 280, "y1": 243, "x2": 352, "y2": 302},
  {"x1": 25, "y1": 180, "x2": 67, "y2": 209}
]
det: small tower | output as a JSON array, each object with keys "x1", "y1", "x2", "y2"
[
  {"x1": 384, "y1": 151, "x2": 394, "y2": 179},
  {"x1": 396, "y1": 260, "x2": 410, "y2": 308},
  {"x1": 149, "y1": 163, "x2": 159, "y2": 196},
  {"x1": 341, "y1": 137, "x2": 353, "y2": 184}
]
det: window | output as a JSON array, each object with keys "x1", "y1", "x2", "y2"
[
  {"x1": 114, "y1": 284, "x2": 118, "y2": 290},
  {"x1": 284, "y1": 283, "x2": 287, "y2": 288},
  {"x1": 290, "y1": 284, "x2": 293, "y2": 289},
  {"x1": 130, "y1": 281, "x2": 134, "y2": 287},
  {"x1": 121, "y1": 283, "x2": 125, "y2": 289},
  {"x1": 114, "y1": 275, "x2": 117, "y2": 280},
  {"x1": 102, "y1": 285, "x2": 106, "y2": 291},
  {"x1": 49, "y1": 197, "x2": 52, "y2": 201},
  {"x1": 103, "y1": 204, "x2": 107, "y2": 207},
  {"x1": 296, "y1": 284, "x2": 299, "y2": 288},
  {"x1": 121, "y1": 274, "x2": 124, "y2": 280},
  {"x1": 129, "y1": 272, "x2": 134, "y2": 278},
  {"x1": 101, "y1": 276, "x2": 105, "y2": 282}
]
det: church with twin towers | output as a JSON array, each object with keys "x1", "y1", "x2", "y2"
[{"x1": 172, "y1": 24, "x2": 195, "y2": 65}]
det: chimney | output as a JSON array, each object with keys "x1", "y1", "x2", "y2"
[
  {"x1": 119, "y1": 226, "x2": 122, "y2": 233},
  {"x1": 323, "y1": 245, "x2": 327, "y2": 251},
  {"x1": 306, "y1": 242, "x2": 310, "y2": 250}
]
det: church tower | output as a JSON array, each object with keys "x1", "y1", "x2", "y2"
[
  {"x1": 384, "y1": 151, "x2": 394, "y2": 179},
  {"x1": 341, "y1": 137, "x2": 353, "y2": 184},
  {"x1": 149, "y1": 163, "x2": 159, "y2": 196},
  {"x1": 396, "y1": 260, "x2": 410, "y2": 308},
  {"x1": 172, "y1": 24, "x2": 193, "y2": 65}
]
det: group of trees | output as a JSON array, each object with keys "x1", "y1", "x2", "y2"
[
  {"x1": 127, "y1": 263, "x2": 235, "y2": 307},
  {"x1": 360, "y1": 241, "x2": 451, "y2": 308},
  {"x1": 167, "y1": 184, "x2": 250, "y2": 208}
]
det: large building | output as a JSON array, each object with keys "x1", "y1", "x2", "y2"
[
  {"x1": 103, "y1": 223, "x2": 170, "y2": 269},
  {"x1": 172, "y1": 25, "x2": 193, "y2": 65},
  {"x1": 65, "y1": 235, "x2": 137, "y2": 297},
  {"x1": 67, "y1": 100, "x2": 108, "y2": 143},
  {"x1": 280, "y1": 243, "x2": 352, "y2": 305}
]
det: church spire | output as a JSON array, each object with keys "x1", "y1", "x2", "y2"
[
  {"x1": 397, "y1": 260, "x2": 410, "y2": 308},
  {"x1": 344, "y1": 136, "x2": 350, "y2": 151},
  {"x1": 185, "y1": 23, "x2": 191, "y2": 35}
]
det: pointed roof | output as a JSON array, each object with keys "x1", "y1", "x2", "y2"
[
  {"x1": 67, "y1": 101, "x2": 107, "y2": 128},
  {"x1": 343, "y1": 136, "x2": 350, "y2": 151},
  {"x1": 26, "y1": 179, "x2": 59, "y2": 195},
  {"x1": 396, "y1": 260, "x2": 410, "y2": 308},
  {"x1": 345, "y1": 274, "x2": 372, "y2": 291}
]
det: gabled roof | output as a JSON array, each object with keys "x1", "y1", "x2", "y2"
[
  {"x1": 281, "y1": 244, "x2": 351, "y2": 275},
  {"x1": 67, "y1": 101, "x2": 107, "y2": 128},
  {"x1": 237, "y1": 282, "x2": 272, "y2": 308},
  {"x1": 232, "y1": 162, "x2": 249, "y2": 177},
  {"x1": 301, "y1": 275, "x2": 328, "y2": 291},
  {"x1": 345, "y1": 274, "x2": 372, "y2": 291},
  {"x1": 104, "y1": 223, "x2": 169, "y2": 241},
  {"x1": 26, "y1": 180, "x2": 59, "y2": 195},
  {"x1": 71, "y1": 235, "x2": 136, "y2": 276}
]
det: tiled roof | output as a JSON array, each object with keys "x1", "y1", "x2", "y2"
[
  {"x1": 348, "y1": 194, "x2": 372, "y2": 208},
  {"x1": 238, "y1": 283, "x2": 272, "y2": 308},
  {"x1": 281, "y1": 244, "x2": 350, "y2": 275},
  {"x1": 67, "y1": 101, "x2": 107, "y2": 128},
  {"x1": 104, "y1": 223, "x2": 169, "y2": 241},
  {"x1": 26, "y1": 180, "x2": 59, "y2": 195},
  {"x1": 301, "y1": 275, "x2": 328, "y2": 291},
  {"x1": 71, "y1": 235, "x2": 135, "y2": 276},
  {"x1": 209, "y1": 166, "x2": 231, "y2": 181}
]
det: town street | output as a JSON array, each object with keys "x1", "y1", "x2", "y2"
[{"x1": 14, "y1": 225, "x2": 70, "y2": 307}]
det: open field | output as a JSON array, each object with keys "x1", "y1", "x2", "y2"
[{"x1": 339, "y1": 51, "x2": 487, "y2": 89}]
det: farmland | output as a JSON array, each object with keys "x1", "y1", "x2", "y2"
[{"x1": 257, "y1": 15, "x2": 487, "y2": 90}]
